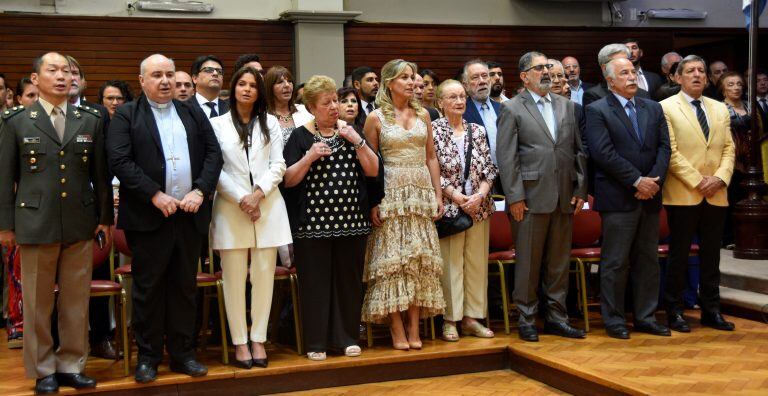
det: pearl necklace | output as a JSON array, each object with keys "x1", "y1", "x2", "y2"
[{"x1": 313, "y1": 121, "x2": 343, "y2": 153}]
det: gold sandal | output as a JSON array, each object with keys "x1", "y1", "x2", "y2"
[
  {"x1": 462, "y1": 321, "x2": 494, "y2": 338},
  {"x1": 442, "y1": 321, "x2": 460, "y2": 342}
]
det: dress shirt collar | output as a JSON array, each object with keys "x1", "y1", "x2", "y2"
[
  {"x1": 526, "y1": 89, "x2": 552, "y2": 104},
  {"x1": 147, "y1": 97, "x2": 172, "y2": 110},
  {"x1": 471, "y1": 96, "x2": 493, "y2": 112},
  {"x1": 196, "y1": 92, "x2": 218, "y2": 108},
  {"x1": 681, "y1": 90, "x2": 703, "y2": 104},
  {"x1": 612, "y1": 92, "x2": 635, "y2": 108},
  {"x1": 38, "y1": 97, "x2": 67, "y2": 116}
]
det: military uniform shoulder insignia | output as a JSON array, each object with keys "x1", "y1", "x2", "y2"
[
  {"x1": 2, "y1": 105, "x2": 25, "y2": 120},
  {"x1": 78, "y1": 105, "x2": 102, "y2": 118}
]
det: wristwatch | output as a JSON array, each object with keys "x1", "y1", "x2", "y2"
[
  {"x1": 354, "y1": 136, "x2": 366, "y2": 150},
  {"x1": 192, "y1": 188, "x2": 204, "y2": 197}
]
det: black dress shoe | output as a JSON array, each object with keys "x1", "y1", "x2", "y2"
[
  {"x1": 56, "y1": 373, "x2": 96, "y2": 389},
  {"x1": 35, "y1": 374, "x2": 58, "y2": 394},
  {"x1": 543, "y1": 322, "x2": 586, "y2": 339},
  {"x1": 134, "y1": 361, "x2": 158, "y2": 383},
  {"x1": 91, "y1": 339, "x2": 121, "y2": 360},
  {"x1": 667, "y1": 313, "x2": 691, "y2": 333},
  {"x1": 252, "y1": 357, "x2": 268, "y2": 368},
  {"x1": 518, "y1": 325, "x2": 539, "y2": 342},
  {"x1": 634, "y1": 322, "x2": 671, "y2": 336},
  {"x1": 605, "y1": 324, "x2": 630, "y2": 339},
  {"x1": 170, "y1": 360, "x2": 208, "y2": 377},
  {"x1": 232, "y1": 358, "x2": 253, "y2": 369},
  {"x1": 701, "y1": 312, "x2": 735, "y2": 331}
]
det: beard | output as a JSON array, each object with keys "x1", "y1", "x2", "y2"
[
  {"x1": 490, "y1": 83, "x2": 504, "y2": 97},
  {"x1": 538, "y1": 80, "x2": 552, "y2": 93}
]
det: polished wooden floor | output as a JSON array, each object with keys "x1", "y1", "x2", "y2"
[
  {"x1": 1, "y1": 310, "x2": 767, "y2": 395},
  {"x1": 275, "y1": 370, "x2": 567, "y2": 395}
]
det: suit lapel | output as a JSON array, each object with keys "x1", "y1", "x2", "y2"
[
  {"x1": 636, "y1": 99, "x2": 649, "y2": 148},
  {"x1": 30, "y1": 101, "x2": 61, "y2": 145},
  {"x1": 464, "y1": 99, "x2": 481, "y2": 126},
  {"x1": 521, "y1": 91, "x2": 555, "y2": 143},
  {"x1": 607, "y1": 94, "x2": 641, "y2": 146},
  {"x1": 675, "y1": 92, "x2": 708, "y2": 145},
  {"x1": 61, "y1": 104, "x2": 84, "y2": 147},
  {"x1": 139, "y1": 97, "x2": 164, "y2": 152},
  {"x1": 702, "y1": 97, "x2": 718, "y2": 144}
]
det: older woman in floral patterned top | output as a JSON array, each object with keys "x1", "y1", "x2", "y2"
[{"x1": 432, "y1": 79, "x2": 498, "y2": 342}]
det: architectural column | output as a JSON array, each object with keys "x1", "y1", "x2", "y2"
[{"x1": 280, "y1": 0, "x2": 360, "y2": 85}]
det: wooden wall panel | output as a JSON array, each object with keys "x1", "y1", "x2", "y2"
[
  {"x1": 0, "y1": 14, "x2": 293, "y2": 101},
  {"x1": 344, "y1": 23, "x2": 760, "y2": 91}
]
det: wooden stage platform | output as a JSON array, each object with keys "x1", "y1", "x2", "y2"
[{"x1": 1, "y1": 311, "x2": 767, "y2": 395}]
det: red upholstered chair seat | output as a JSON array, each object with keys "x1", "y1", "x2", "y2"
[
  {"x1": 570, "y1": 247, "x2": 602, "y2": 259},
  {"x1": 90, "y1": 280, "x2": 123, "y2": 293},
  {"x1": 196, "y1": 272, "x2": 218, "y2": 283},
  {"x1": 488, "y1": 250, "x2": 516, "y2": 261},
  {"x1": 115, "y1": 264, "x2": 132, "y2": 275}
]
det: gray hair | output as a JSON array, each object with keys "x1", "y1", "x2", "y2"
[
  {"x1": 660, "y1": 52, "x2": 681, "y2": 70},
  {"x1": 675, "y1": 55, "x2": 706, "y2": 75},
  {"x1": 548, "y1": 59, "x2": 563, "y2": 72},
  {"x1": 518, "y1": 51, "x2": 547, "y2": 73},
  {"x1": 461, "y1": 59, "x2": 488, "y2": 83},
  {"x1": 597, "y1": 44, "x2": 630, "y2": 66},
  {"x1": 140, "y1": 54, "x2": 175, "y2": 75}
]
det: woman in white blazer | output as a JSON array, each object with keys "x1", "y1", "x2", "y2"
[{"x1": 210, "y1": 67, "x2": 292, "y2": 369}]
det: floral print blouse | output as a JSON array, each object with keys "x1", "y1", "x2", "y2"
[{"x1": 432, "y1": 117, "x2": 498, "y2": 222}]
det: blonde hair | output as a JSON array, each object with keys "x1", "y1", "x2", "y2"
[
  {"x1": 375, "y1": 59, "x2": 427, "y2": 124},
  {"x1": 302, "y1": 75, "x2": 337, "y2": 112}
]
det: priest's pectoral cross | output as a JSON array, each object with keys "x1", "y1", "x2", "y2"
[{"x1": 167, "y1": 155, "x2": 180, "y2": 170}]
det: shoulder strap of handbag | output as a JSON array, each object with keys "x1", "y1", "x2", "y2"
[{"x1": 459, "y1": 124, "x2": 473, "y2": 194}]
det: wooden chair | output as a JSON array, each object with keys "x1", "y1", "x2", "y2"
[
  {"x1": 569, "y1": 196, "x2": 600, "y2": 332},
  {"x1": 487, "y1": 205, "x2": 516, "y2": 335}
]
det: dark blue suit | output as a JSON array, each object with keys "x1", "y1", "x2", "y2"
[
  {"x1": 584, "y1": 92, "x2": 670, "y2": 329},
  {"x1": 463, "y1": 97, "x2": 500, "y2": 128},
  {"x1": 585, "y1": 94, "x2": 670, "y2": 212}
]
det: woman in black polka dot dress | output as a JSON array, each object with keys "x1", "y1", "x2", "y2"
[{"x1": 282, "y1": 76, "x2": 379, "y2": 361}]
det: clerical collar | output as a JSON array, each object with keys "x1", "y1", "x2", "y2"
[{"x1": 147, "y1": 97, "x2": 172, "y2": 109}]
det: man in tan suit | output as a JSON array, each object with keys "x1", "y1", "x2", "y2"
[{"x1": 660, "y1": 55, "x2": 735, "y2": 333}]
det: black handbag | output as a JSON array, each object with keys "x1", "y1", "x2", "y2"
[{"x1": 435, "y1": 126, "x2": 474, "y2": 239}]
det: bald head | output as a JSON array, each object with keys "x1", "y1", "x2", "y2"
[
  {"x1": 139, "y1": 54, "x2": 176, "y2": 103},
  {"x1": 660, "y1": 52, "x2": 682, "y2": 76}
]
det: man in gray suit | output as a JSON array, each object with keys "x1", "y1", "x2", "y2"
[{"x1": 497, "y1": 51, "x2": 588, "y2": 342}]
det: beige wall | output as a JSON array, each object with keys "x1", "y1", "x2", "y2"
[{"x1": 2, "y1": 0, "x2": 766, "y2": 28}]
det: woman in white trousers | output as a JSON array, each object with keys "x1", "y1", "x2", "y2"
[{"x1": 210, "y1": 66, "x2": 292, "y2": 369}]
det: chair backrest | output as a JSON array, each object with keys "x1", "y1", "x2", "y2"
[
  {"x1": 112, "y1": 227, "x2": 132, "y2": 256},
  {"x1": 489, "y1": 210, "x2": 515, "y2": 250},
  {"x1": 658, "y1": 206, "x2": 670, "y2": 241},
  {"x1": 572, "y1": 195, "x2": 601, "y2": 247},
  {"x1": 93, "y1": 234, "x2": 113, "y2": 268}
]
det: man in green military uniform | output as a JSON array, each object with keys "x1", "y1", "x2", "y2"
[{"x1": 0, "y1": 52, "x2": 113, "y2": 394}]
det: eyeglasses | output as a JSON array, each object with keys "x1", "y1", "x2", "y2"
[
  {"x1": 200, "y1": 67, "x2": 223, "y2": 75},
  {"x1": 524, "y1": 64, "x2": 553, "y2": 73},
  {"x1": 442, "y1": 94, "x2": 467, "y2": 102}
]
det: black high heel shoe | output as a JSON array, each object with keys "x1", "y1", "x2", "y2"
[
  {"x1": 233, "y1": 358, "x2": 253, "y2": 369},
  {"x1": 252, "y1": 357, "x2": 268, "y2": 368}
]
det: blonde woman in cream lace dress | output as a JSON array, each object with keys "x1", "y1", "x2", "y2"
[{"x1": 362, "y1": 59, "x2": 445, "y2": 350}]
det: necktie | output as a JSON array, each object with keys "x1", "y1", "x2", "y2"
[
  {"x1": 366, "y1": 102, "x2": 374, "y2": 114},
  {"x1": 52, "y1": 107, "x2": 65, "y2": 141},
  {"x1": 691, "y1": 100, "x2": 709, "y2": 140},
  {"x1": 539, "y1": 98, "x2": 556, "y2": 140},
  {"x1": 637, "y1": 69, "x2": 648, "y2": 91},
  {"x1": 205, "y1": 102, "x2": 218, "y2": 118},
  {"x1": 480, "y1": 102, "x2": 490, "y2": 125},
  {"x1": 760, "y1": 98, "x2": 767, "y2": 114},
  {"x1": 625, "y1": 101, "x2": 643, "y2": 144}
]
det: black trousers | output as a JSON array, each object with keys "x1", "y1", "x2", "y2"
[
  {"x1": 126, "y1": 212, "x2": 201, "y2": 365},
  {"x1": 664, "y1": 201, "x2": 726, "y2": 315},
  {"x1": 88, "y1": 256, "x2": 112, "y2": 343},
  {"x1": 294, "y1": 235, "x2": 366, "y2": 353}
]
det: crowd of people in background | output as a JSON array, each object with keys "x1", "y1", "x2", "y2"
[{"x1": 1, "y1": 38, "x2": 767, "y2": 394}]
